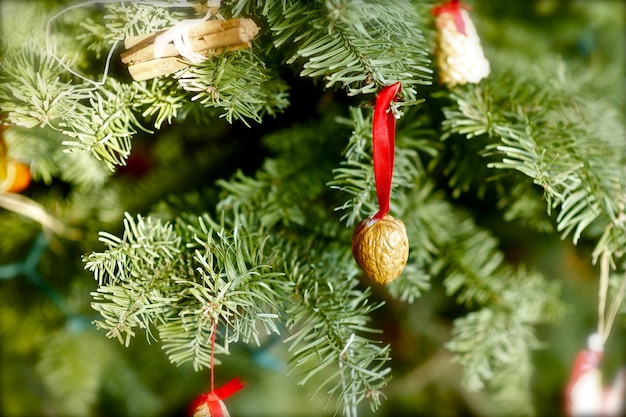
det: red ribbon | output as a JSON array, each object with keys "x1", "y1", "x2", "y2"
[
  {"x1": 189, "y1": 377, "x2": 244, "y2": 417},
  {"x1": 432, "y1": 0, "x2": 470, "y2": 36},
  {"x1": 372, "y1": 82, "x2": 401, "y2": 220}
]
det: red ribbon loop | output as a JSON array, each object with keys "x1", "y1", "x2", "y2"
[
  {"x1": 432, "y1": 0, "x2": 469, "y2": 36},
  {"x1": 372, "y1": 82, "x2": 401, "y2": 220}
]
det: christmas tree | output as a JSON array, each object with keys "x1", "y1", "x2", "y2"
[{"x1": 1, "y1": 1, "x2": 624, "y2": 416}]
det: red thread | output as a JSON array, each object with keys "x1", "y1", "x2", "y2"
[
  {"x1": 432, "y1": 0, "x2": 470, "y2": 36},
  {"x1": 210, "y1": 321, "x2": 216, "y2": 392},
  {"x1": 188, "y1": 320, "x2": 244, "y2": 417},
  {"x1": 372, "y1": 82, "x2": 402, "y2": 220}
]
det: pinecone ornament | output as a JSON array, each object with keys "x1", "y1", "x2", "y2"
[{"x1": 433, "y1": 0, "x2": 490, "y2": 87}]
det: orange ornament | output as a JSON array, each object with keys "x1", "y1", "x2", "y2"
[{"x1": 1, "y1": 160, "x2": 31, "y2": 193}]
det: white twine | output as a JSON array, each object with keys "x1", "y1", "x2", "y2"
[
  {"x1": 597, "y1": 250, "x2": 626, "y2": 346},
  {"x1": 44, "y1": 0, "x2": 215, "y2": 87}
]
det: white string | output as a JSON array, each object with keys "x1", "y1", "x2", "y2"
[
  {"x1": 597, "y1": 250, "x2": 626, "y2": 345},
  {"x1": 604, "y1": 271, "x2": 626, "y2": 345},
  {"x1": 598, "y1": 251, "x2": 610, "y2": 343},
  {"x1": 44, "y1": 0, "x2": 203, "y2": 87}
]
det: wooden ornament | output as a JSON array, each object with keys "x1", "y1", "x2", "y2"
[
  {"x1": 121, "y1": 17, "x2": 260, "y2": 81},
  {"x1": 352, "y1": 214, "x2": 409, "y2": 285}
]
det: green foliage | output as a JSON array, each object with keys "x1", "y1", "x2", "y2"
[
  {"x1": 176, "y1": 49, "x2": 290, "y2": 125},
  {"x1": 440, "y1": 56, "x2": 625, "y2": 250},
  {"x1": 265, "y1": 0, "x2": 432, "y2": 97},
  {"x1": 159, "y1": 214, "x2": 284, "y2": 370},
  {"x1": 36, "y1": 330, "x2": 163, "y2": 417},
  {"x1": 3, "y1": 126, "x2": 110, "y2": 188},
  {"x1": 37, "y1": 331, "x2": 111, "y2": 417},
  {"x1": 85, "y1": 213, "x2": 184, "y2": 345},
  {"x1": 0, "y1": 46, "x2": 89, "y2": 129},
  {"x1": 1, "y1": 1, "x2": 625, "y2": 417},
  {"x1": 281, "y1": 239, "x2": 391, "y2": 414}
]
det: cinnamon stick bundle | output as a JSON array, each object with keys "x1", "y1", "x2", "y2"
[{"x1": 122, "y1": 18, "x2": 260, "y2": 81}]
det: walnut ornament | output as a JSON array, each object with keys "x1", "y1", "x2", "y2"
[
  {"x1": 351, "y1": 82, "x2": 409, "y2": 285},
  {"x1": 352, "y1": 214, "x2": 408, "y2": 285}
]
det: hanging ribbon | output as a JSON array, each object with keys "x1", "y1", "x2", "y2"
[
  {"x1": 432, "y1": 0, "x2": 470, "y2": 36},
  {"x1": 372, "y1": 82, "x2": 402, "y2": 220},
  {"x1": 189, "y1": 321, "x2": 244, "y2": 417}
]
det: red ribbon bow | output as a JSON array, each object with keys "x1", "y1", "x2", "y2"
[
  {"x1": 189, "y1": 377, "x2": 244, "y2": 417},
  {"x1": 372, "y1": 82, "x2": 402, "y2": 220},
  {"x1": 432, "y1": 0, "x2": 470, "y2": 36}
]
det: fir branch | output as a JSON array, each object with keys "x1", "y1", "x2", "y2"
[
  {"x1": 431, "y1": 222, "x2": 508, "y2": 306},
  {"x1": 132, "y1": 77, "x2": 188, "y2": 129},
  {"x1": 446, "y1": 269, "x2": 562, "y2": 415},
  {"x1": 182, "y1": 214, "x2": 284, "y2": 345},
  {"x1": 86, "y1": 210, "x2": 285, "y2": 369},
  {"x1": 210, "y1": 119, "x2": 395, "y2": 413},
  {"x1": 176, "y1": 49, "x2": 290, "y2": 125},
  {"x1": 98, "y1": 1, "x2": 189, "y2": 41},
  {"x1": 84, "y1": 213, "x2": 184, "y2": 345},
  {"x1": 3, "y1": 126, "x2": 110, "y2": 188},
  {"x1": 388, "y1": 175, "x2": 564, "y2": 408},
  {"x1": 265, "y1": 0, "x2": 432, "y2": 96},
  {"x1": 440, "y1": 58, "x2": 626, "y2": 252},
  {"x1": 227, "y1": 0, "x2": 281, "y2": 17},
  {"x1": 59, "y1": 79, "x2": 148, "y2": 170},
  {"x1": 217, "y1": 169, "x2": 308, "y2": 228},
  {"x1": 0, "y1": 46, "x2": 90, "y2": 128},
  {"x1": 281, "y1": 239, "x2": 391, "y2": 415},
  {"x1": 217, "y1": 112, "x2": 349, "y2": 230}
]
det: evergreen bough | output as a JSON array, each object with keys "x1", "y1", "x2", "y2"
[{"x1": 1, "y1": 1, "x2": 624, "y2": 416}]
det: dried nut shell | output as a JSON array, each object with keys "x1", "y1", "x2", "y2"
[{"x1": 352, "y1": 214, "x2": 409, "y2": 285}]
